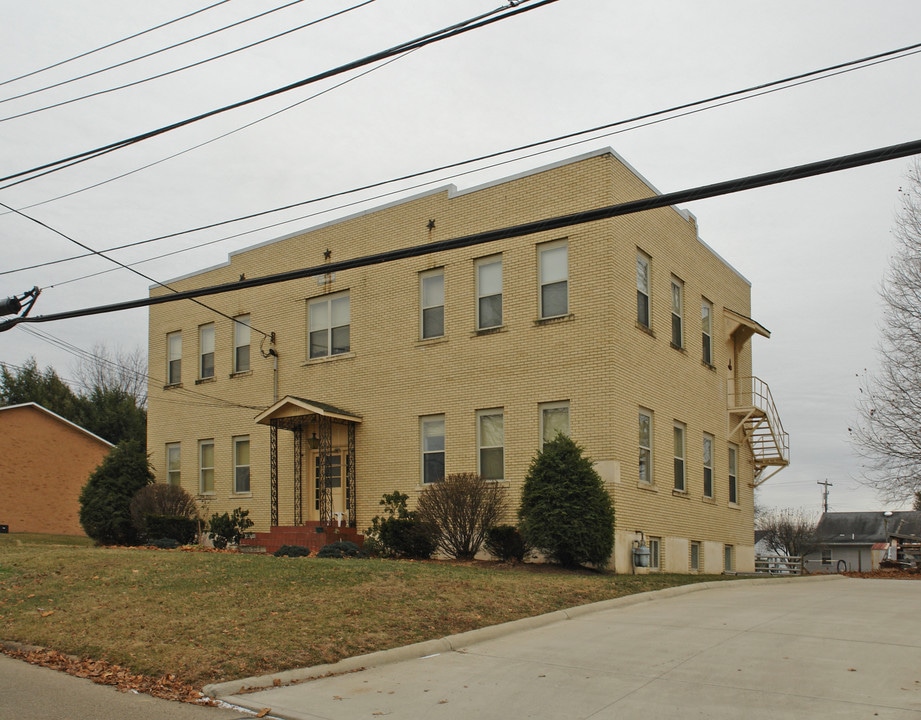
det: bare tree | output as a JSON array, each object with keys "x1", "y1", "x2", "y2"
[
  {"x1": 851, "y1": 160, "x2": 921, "y2": 503},
  {"x1": 756, "y1": 507, "x2": 818, "y2": 558},
  {"x1": 72, "y1": 343, "x2": 148, "y2": 408}
]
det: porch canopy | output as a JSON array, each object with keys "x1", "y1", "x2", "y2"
[{"x1": 255, "y1": 396, "x2": 362, "y2": 528}]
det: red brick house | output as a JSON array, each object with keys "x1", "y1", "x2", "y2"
[{"x1": 0, "y1": 403, "x2": 113, "y2": 535}]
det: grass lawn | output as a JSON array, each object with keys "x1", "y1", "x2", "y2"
[{"x1": 0, "y1": 533, "x2": 743, "y2": 691}]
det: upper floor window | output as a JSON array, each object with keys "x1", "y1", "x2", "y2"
[
  {"x1": 199, "y1": 440, "x2": 215, "y2": 494},
  {"x1": 199, "y1": 324, "x2": 215, "y2": 379},
  {"x1": 703, "y1": 433, "x2": 714, "y2": 498},
  {"x1": 166, "y1": 443, "x2": 181, "y2": 486},
  {"x1": 636, "y1": 252, "x2": 650, "y2": 328},
  {"x1": 701, "y1": 299, "x2": 713, "y2": 365},
  {"x1": 233, "y1": 436, "x2": 250, "y2": 493},
  {"x1": 540, "y1": 401, "x2": 570, "y2": 446},
  {"x1": 671, "y1": 278, "x2": 684, "y2": 348},
  {"x1": 233, "y1": 315, "x2": 250, "y2": 373},
  {"x1": 728, "y1": 443, "x2": 738, "y2": 504},
  {"x1": 420, "y1": 269, "x2": 445, "y2": 339},
  {"x1": 539, "y1": 241, "x2": 568, "y2": 319},
  {"x1": 476, "y1": 256, "x2": 503, "y2": 330},
  {"x1": 477, "y1": 409, "x2": 504, "y2": 481},
  {"x1": 639, "y1": 409, "x2": 653, "y2": 484},
  {"x1": 673, "y1": 422, "x2": 686, "y2": 492},
  {"x1": 309, "y1": 292, "x2": 350, "y2": 358},
  {"x1": 167, "y1": 331, "x2": 182, "y2": 385},
  {"x1": 421, "y1": 415, "x2": 446, "y2": 484}
]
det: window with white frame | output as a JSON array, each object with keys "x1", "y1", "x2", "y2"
[
  {"x1": 309, "y1": 292, "x2": 350, "y2": 358},
  {"x1": 538, "y1": 241, "x2": 568, "y2": 318},
  {"x1": 724, "y1": 544, "x2": 734, "y2": 572},
  {"x1": 639, "y1": 409, "x2": 653, "y2": 484},
  {"x1": 701, "y1": 299, "x2": 713, "y2": 365},
  {"x1": 728, "y1": 443, "x2": 738, "y2": 504},
  {"x1": 233, "y1": 315, "x2": 250, "y2": 373},
  {"x1": 420, "y1": 269, "x2": 445, "y2": 339},
  {"x1": 703, "y1": 433, "x2": 714, "y2": 498},
  {"x1": 671, "y1": 278, "x2": 684, "y2": 348},
  {"x1": 233, "y1": 436, "x2": 250, "y2": 493},
  {"x1": 540, "y1": 401, "x2": 570, "y2": 446},
  {"x1": 199, "y1": 324, "x2": 215, "y2": 379},
  {"x1": 673, "y1": 422, "x2": 686, "y2": 491},
  {"x1": 476, "y1": 256, "x2": 502, "y2": 330},
  {"x1": 421, "y1": 415, "x2": 445, "y2": 484},
  {"x1": 690, "y1": 541, "x2": 700, "y2": 571},
  {"x1": 636, "y1": 252, "x2": 650, "y2": 328},
  {"x1": 821, "y1": 547, "x2": 832, "y2": 565},
  {"x1": 167, "y1": 331, "x2": 182, "y2": 385},
  {"x1": 649, "y1": 537, "x2": 661, "y2": 570},
  {"x1": 199, "y1": 440, "x2": 215, "y2": 494},
  {"x1": 166, "y1": 443, "x2": 181, "y2": 486},
  {"x1": 477, "y1": 409, "x2": 504, "y2": 481}
]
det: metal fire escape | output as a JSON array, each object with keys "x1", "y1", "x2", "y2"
[{"x1": 728, "y1": 376, "x2": 790, "y2": 486}]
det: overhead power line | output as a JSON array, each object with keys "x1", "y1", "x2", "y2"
[
  {"x1": 0, "y1": 0, "x2": 232, "y2": 88},
  {"x1": 5, "y1": 37, "x2": 919, "y2": 278},
  {"x1": 0, "y1": 0, "x2": 559, "y2": 187},
  {"x1": 3, "y1": 137, "x2": 919, "y2": 332},
  {"x1": 0, "y1": 0, "x2": 372, "y2": 120}
]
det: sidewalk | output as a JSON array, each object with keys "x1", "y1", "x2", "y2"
[{"x1": 209, "y1": 576, "x2": 921, "y2": 719}]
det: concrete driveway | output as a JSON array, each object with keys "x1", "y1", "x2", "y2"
[{"x1": 208, "y1": 576, "x2": 921, "y2": 719}]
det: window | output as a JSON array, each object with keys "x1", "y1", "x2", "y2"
[
  {"x1": 309, "y1": 292, "x2": 350, "y2": 358},
  {"x1": 477, "y1": 410, "x2": 504, "y2": 481},
  {"x1": 540, "y1": 401, "x2": 570, "y2": 446},
  {"x1": 724, "y1": 544, "x2": 734, "y2": 572},
  {"x1": 539, "y1": 241, "x2": 568, "y2": 318},
  {"x1": 233, "y1": 436, "x2": 250, "y2": 493},
  {"x1": 701, "y1": 299, "x2": 713, "y2": 365},
  {"x1": 673, "y1": 423, "x2": 686, "y2": 491},
  {"x1": 671, "y1": 278, "x2": 684, "y2": 348},
  {"x1": 199, "y1": 440, "x2": 215, "y2": 494},
  {"x1": 636, "y1": 252, "x2": 650, "y2": 328},
  {"x1": 649, "y1": 537, "x2": 661, "y2": 570},
  {"x1": 420, "y1": 269, "x2": 444, "y2": 339},
  {"x1": 166, "y1": 443, "x2": 181, "y2": 486},
  {"x1": 690, "y1": 541, "x2": 700, "y2": 571},
  {"x1": 703, "y1": 433, "x2": 714, "y2": 498},
  {"x1": 421, "y1": 415, "x2": 445, "y2": 484},
  {"x1": 167, "y1": 331, "x2": 182, "y2": 385},
  {"x1": 199, "y1": 324, "x2": 215, "y2": 379},
  {"x1": 638, "y1": 409, "x2": 652, "y2": 484},
  {"x1": 233, "y1": 315, "x2": 250, "y2": 373},
  {"x1": 476, "y1": 256, "x2": 502, "y2": 329},
  {"x1": 821, "y1": 547, "x2": 832, "y2": 565},
  {"x1": 728, "y1": 444, "x2": 738, "y2": 504}
]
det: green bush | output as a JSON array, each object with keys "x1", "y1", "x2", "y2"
[
  {"x1": 317, "y1": 540, "x2": 364, "y2": 558},
  {"x1": 484, "y1": 524, "x2": 529, "y2": 562},
  {"x1": 207, "y1": 508, "x2": 254, "y2": 549},
  {"x1": 145, "y1": 515, "x2": 199, "y2": 545},
  {"x1": 416, "y1": 472, "x2": 507, "y2": 560},
  {"x1": 274, "y1": 544, "x2": 311, "y2": 558},
  {"x1": 79, "y1": 440, "x2": 153, "y2": 546},
  {"x1": 366, "y1": 491, "x2": 437, "y2": 559},
  {"x1": 129, "y1": 483, "x2": 199, "y2": 542},
  {"x1": 518, "y1": 434, "x2": 614, "y2": 569}
]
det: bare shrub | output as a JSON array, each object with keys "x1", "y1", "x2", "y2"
[{"x1": 417, "y1": 472, "x2": 508, "y2": 560}]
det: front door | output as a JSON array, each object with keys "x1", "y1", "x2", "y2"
[{"x1": 312, "y1": 451, "x2": 347, "y2": 524}]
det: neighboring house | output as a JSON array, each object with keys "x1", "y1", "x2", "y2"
[
  {"x1": 805, "y1": 511, "x2": 921, "y2": 573},
  {"x1": 146, "y1": 148, "x2": 789, "y2": 572},
  {"x1": 0, "y1": 402, "x2": 113, "y2": 535}
]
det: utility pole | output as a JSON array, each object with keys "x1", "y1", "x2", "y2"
[{"x1": 817, "y1": 479, "x2": 833, "y2": 514}]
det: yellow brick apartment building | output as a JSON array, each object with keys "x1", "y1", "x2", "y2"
[{"x1": 146, "y1": 149, "x2": 788, "y2": 572}]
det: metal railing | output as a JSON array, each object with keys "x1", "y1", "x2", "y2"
[
  {"x1": 755, "y1": 555, "x2": 804, "y2": 575},
  {"x1": 728, "y1": 376, "x2": 790, "y2": 465}
]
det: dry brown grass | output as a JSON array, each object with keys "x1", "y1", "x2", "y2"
[{"x1": 0, "y1": 535, "x2": 741, "y2": 689}]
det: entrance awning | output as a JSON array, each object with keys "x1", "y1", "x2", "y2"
[
  {"x1": 723, "y1": 308, "x2": 770, "y2": 343},
  {"x1": 255, "y1": 396, "x2": 363, "y2": 425}
]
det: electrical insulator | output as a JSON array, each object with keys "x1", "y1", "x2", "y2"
[{"x1": 0, "y1": 297, "x2": 21, "y2": 316}]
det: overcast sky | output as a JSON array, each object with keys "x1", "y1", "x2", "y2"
[{"x1": 2, "y1": 0, "x2": 920, "y2": 513}]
